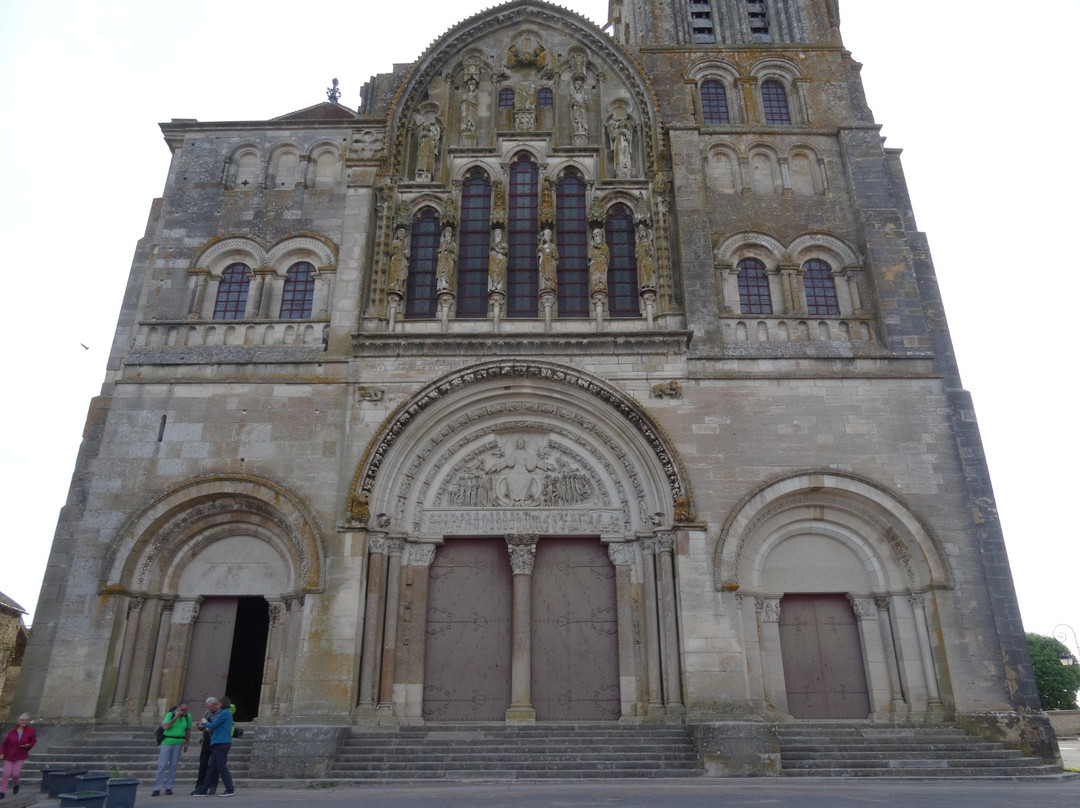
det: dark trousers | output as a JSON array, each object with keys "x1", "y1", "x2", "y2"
[
  {"x1": 201, "y1": 742, "x2": 234, "y2": 794},
  {"x1": 194, "y1": 734, "x2": 212, "y2": 790}
]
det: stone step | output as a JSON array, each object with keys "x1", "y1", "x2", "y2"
[
  {"x1": 782, "y1": 749, "x2": 1025, "y2": 761},
  {"x1": 782, "y1": 765, "x2": 1063, "y2": 778}
]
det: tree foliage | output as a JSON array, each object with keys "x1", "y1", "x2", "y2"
[{"x1": 1026, "y1": 632, "x2": 1080, "y2": 710}]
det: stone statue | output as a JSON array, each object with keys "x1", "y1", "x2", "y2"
[
  {"x1": 387, "y1": 225, "x2": 410, "y2": 295},
  {"x1": 436, "y1": 226, "x2": 457, "y2": 294},
  {"x1": 606, "y1": 116, "x2": 634, "y2": 178},
  {"x1": 636, "y1": 223, "x2": 656, "y2": 289},
  {"x1": 537, "y1": 227, "x2": 558, "y2": 293},
  {"x1": 570, "y1": 78, "x2": 589, "y2": 139},
  {"x1": 460, "y1": 76, "x2": 478, "y2": 137},
  {"x1": 415, "y1": 120, "x2": 441, "y2": 180},
  {"x1": 588, "y1": 227, "x2": 609, "y2": 294},
  {"x1": 489, "y1": 227, "x2": 508, "y2": 292}
]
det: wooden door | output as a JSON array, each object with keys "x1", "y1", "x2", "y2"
[
  {"x1": 779, "y1": 594, "x2": 870, "y2": 719},
  {"x1": 183, "y1": 597, "x2": 237, "y2": 703},
  {"x1": 532, "y1": 538, "x2": 620, "y2": 720},
  {"x1": 423, "y1": 539, "x2": 512, "y2": 720}
]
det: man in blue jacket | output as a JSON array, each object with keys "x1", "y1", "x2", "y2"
[{"x1": 190, "y1": 697, "x2": 234, "y2": 797}]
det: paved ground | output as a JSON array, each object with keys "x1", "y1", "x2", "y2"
[{"x1": 24, "y1": 777, "x2": 1080, "y2": 808}]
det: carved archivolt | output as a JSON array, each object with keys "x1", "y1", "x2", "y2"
[
  {"x1": 101, "y1": 473, "x2": 326, "y2": 595},
  {"x1": 353, "y1": 360, "x2": 693, "y2": 535},
  {"x1": 714, "y1": 469, "x2": 953, "y2": 593}
]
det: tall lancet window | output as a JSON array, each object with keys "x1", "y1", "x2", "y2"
[
  {"x1": 405, "y1": 207, "x2": 440, "y2": 318},
  {"x1": 213, "y1": 263, "x2": 250, "y2": 320},
  {"x1": 556, "y1": 169, "x2": 588, "y2": 317},
  {"x1": 605, "y1": 204, "x2": 639, "y2": 317},
  {"x1": 457, "y1": 168, "x2": 492, "y2": 318},
  {"x1": 507, "y1": 155, "x2": 539, "y2": 317}
]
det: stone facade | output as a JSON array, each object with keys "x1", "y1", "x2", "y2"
[{"x1": 16, "y1": 0, "x2": 1056, "y2": 770}]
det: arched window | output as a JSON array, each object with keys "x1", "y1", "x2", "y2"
[
  {"x1": 803, "y1": 259, "x2": 839, "y2": 315},
  {"x1": 605, "y1": 204, "x2": 639, "y2": 317},
  {"x1": 538, "y1": 87, "x2": 553, "y2": 108},
  {"x1": 736, "y1": 258, "x2": 772, "y2": 314},
  {"x1": 280, "y1": 261, "x2": 315, "y2": 319},
  {"x1": 761, "y1": 79, "x2": 792, "y2": 125},
  {"x1": 406, "y1": 208, "x2": 440, "y2": 318},
  {"x1": 498, "y1": 88, "x2": 514, "y2": 107},
  {"x1": 213, "y1": 263, "x2": 250, "y2": 320},
  {"x1": 556, "y1": 170, "x2": 588, "y2": 317},
  {"x1": 457, "y1": 168, "x2": 492, "y2": 319},
  {"x1": 507, "y1": 155, "x2": 539, "y2": 318},
  {"x1": 701, "y1": 80, "x2": 730, "y2": 125}
]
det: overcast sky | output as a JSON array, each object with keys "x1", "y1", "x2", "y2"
[{"x1": 1, "y1": 0, "x2": 1077, "y2": 652}]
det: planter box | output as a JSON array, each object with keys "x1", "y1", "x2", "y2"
[
  {"x1": 39, "y1": 768, "x2": 65, "y2": 793},
  {"x1": 75, "y1": 772, "x2": 110, "y2": 791},
  {"x1": 48, "y1": 769, "x2": 88, "y2": 798},
  {"x1": 58, "y1": 790, "x2": 108, "y2": 808},
  {"x1": 107, "y1": 778, "x2": 141, "y2": 808}
]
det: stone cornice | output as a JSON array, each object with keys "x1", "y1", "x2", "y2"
[{"x1": 351, "y1": 331, "x2": 692, "y2": 358}]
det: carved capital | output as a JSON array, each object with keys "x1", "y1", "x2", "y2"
[
  {"x1": 406, "y1": 543, "x2": 437, "y2": 567},
  {"x1": 654, "y1": 531, "x2": 675, "y2": 553},
  {"x1": 506, "y1": 533, "x2": 538, "y2": 575},
  {"x1": 757, "y1": 597, "x2": 781, "y2": 623},
  {"x1": 849, "y1": 597, "x2": 877, "y2": 621},
  {"x1": 607, "y1": 541, "x2": 637, "y2": 566}
]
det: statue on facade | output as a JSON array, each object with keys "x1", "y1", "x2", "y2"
[
  {"x1": 636, "y1": 223, "x2": 656, "y2": 290},
  {"x1": 537, "y1": 228, "x2": 558, "y2": 293},
  {"x1": 570, "y1": 78, "x2": 589, "y2": 142},
  {"x1": 606, "y1": 114, "x2": 634, "y2": 178},
  {"x1": 415, "y1": 119, "x2": 442, "y2": 181},
  {"x1": 435, "y1": 226, "x2": 457, "y2": 294},
  {"x1": 386, "y1": 225, "x2": 410, "y2": 296},
  {"x1": 588, "y1": 227, "x2": 609, "y2": 294},
  {"x1": 460, "y1": 75, "x2": 479, "y2": 140},
  {"x1": 489, "y1": 227, "x2": 508, "y2": 292}
]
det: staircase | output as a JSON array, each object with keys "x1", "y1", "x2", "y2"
[
  {"x1": 26, "y1": 727, "x2": 253, "y2": 786},
  {"x1": 323, "y1": 724, "x2": 703, "y2": 781},
  {"x1": 776, "y1": 723, "x2": 1062, "y2": 777}
]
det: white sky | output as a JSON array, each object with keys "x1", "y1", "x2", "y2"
[{"x1": 1, "y1": 0, "x2": 1077, "y2": 652}]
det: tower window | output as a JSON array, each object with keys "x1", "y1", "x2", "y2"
[
  {"x1": 280, "y1": 261, "x2": 315, "y2": 319},
  {"x1": 498, "y1": 88, "x2": 514, "y2": 107},
  {"x1": 761, "y1": 79, "x2": 792, "y2": 125},
  {"x1": 507, "y1": 156, "x2": 539, "y2": 318},
  {"x1": 556, "y1": 170, "x2": 588, "y2": 317},
  {"x1": 689, "y1": 1, "x2": 716, "y2": 43},
  {"x1": 538, "y1": 87, "x2": 553, "y2": 108},
  {"x1": 746, "y1": 0, "x2": 771, "y2": 41},
  {"x1": 605, "y1": 204, "x2": 639, "y2": 318},
  {"x1": 213, "y1": 263, "x2": 250, "y2": 320},
  {"x1": 405, "y1": 208, "x2": 440, "y2": 318},
  {"x1": 457, "y1": 169, "x2": 492, "y2": 319},
  {"x1": 803, "y1": 259, "x2": 840, "y2": 315},
  {"x1": 701, "y1": 80, "x2": 730, "y2": 125},
  {"x1": 737, "y1": 258, "x2": 772, "y2": 314}
]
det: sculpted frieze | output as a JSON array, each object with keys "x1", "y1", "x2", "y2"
[{"x1": 424, "y1": 508, "x2": 624, "y2": 537}]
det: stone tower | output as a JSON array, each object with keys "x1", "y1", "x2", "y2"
[{"x1": 16, "y1": 0, "x2": 1055, "y2": 773}]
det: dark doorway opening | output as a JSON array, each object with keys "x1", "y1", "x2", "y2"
[{"x1": 224, "y1": 596, "x2": 269, "y2": 721}]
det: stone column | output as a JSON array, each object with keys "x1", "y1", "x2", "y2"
[
  {"x1": 357, "y1": 535, "x2": 390, "y2": 715},
  {"x1": 737, "y1": 78, "x2": 759, "y2": 124},
  {"x1": 778, "y1": 157, "x2": 792, "y2": 195},
  {"x1": 111, "y1": 596, "x2": 144, "y2": 712},
  {"x1": 142, "y1": 599, "x2": 175, "y2": 716},
  {"x1": 778, "y1": 264, "x2": 801, "y2": 315},
  {"x1": 505, "y1": 534, "x2": 538, "y2": 723},
  {"x1": 259, "y1": 599, "x2": 288, "y2": 716},
  {"x1": 275, "y1": 596, "x2": 304, "y2": 713},
  {"x1": 843, "y1": 268, "x2": 865, "y2": 314},
  {"x1": 640, "y1": 538, "x2": 665, "y2": 718},
  {"x1": 655, "y1": 532, "x2": 684, "y2": 715},
  {"x1": 876, "y1": 595, "x2": 908, "y2": 712},
  {"x1": 376, "y1": 538, "x2": 405, "y2": 718},
  {"x1": 314, "y1": 267, "x2": 335, "y2": 318},
  {"x1": 715, "y1": 262, "x2": 735, "y2": 314},
  {"x1": 159, "y1": 600, "x2": 200, "y2": 708},
  {"x1": 910, "y1": 592, "x2": 943, "y2": 709},
  {"x1": 397, "y1": 543, "x2": 437, "y2": 724},
  {"x1": 254, "y1": 267, "x2": 276, "y2": 318},
  {"x1": 608, "y1": 541, "x2": 642, "y2": 719},
  {"x1": 850, "y1": 596, "x2": 891, "y2": 714},
  {"x1": 756, "y1": 597, "x2": 788, "y2": 716},
  {"x1": 189, "y1": 270, "x2": 210, "y2": 319}
]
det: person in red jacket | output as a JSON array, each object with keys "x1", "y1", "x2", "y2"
[{"x1": 0, "y1": 713, "x2": 36, "y2": 798}]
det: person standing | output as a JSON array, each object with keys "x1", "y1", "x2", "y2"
[
  {"x1": 190, "y1": 697, "x2": 234, "y2": 797},
  {"x1": 0, "y1": 713, "x2": 36, "y2": 799},
  {"x1": 151, "y1": 702, "x2": 191, "y2": 796}
]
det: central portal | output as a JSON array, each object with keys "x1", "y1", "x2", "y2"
[{"x1": 421, "y1": 537, "x2": 619, "y2": 722}]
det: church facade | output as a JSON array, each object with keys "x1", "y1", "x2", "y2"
[{"x1": 19, "y1": 0, "x2": 1056, "y2": 769}]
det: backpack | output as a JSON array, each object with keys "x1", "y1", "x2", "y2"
[{"x1": 155, "y1": 705, "x2": 179, "y2": 745}]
